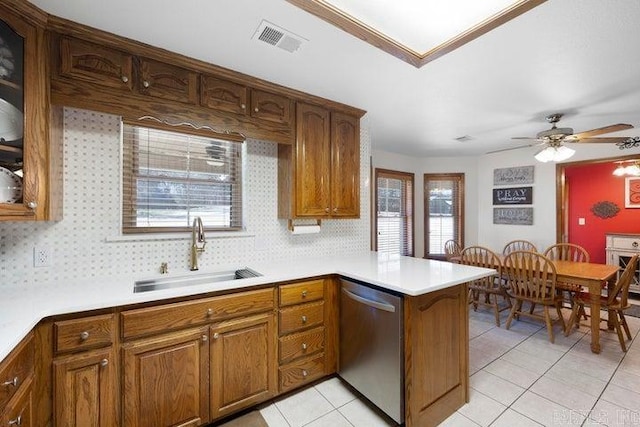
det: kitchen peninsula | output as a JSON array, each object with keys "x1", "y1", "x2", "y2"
[{"x1": 0, "y1": 252, "x2": 493, "y2": 427}]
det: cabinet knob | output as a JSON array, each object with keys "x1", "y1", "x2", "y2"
[
  {"x1": 301, "y1": 315, "x2": 307, "y2": 324},
  {"x1": 143, "y1": 80, "x2": 150, "y2": 88},
  {"x1": 207, "y1": 308, "x2": 213, "y2": 316},
  {"x1": 633, "y1": 241, "x2": 638, "y2": 248},
  {"x1": 213, "y1": 333, "x2": 220, "y2": 340},
  {"x1": 333, "y1": 207, "x2": 338, "y2": 213},
  {"x1": 27, "y1": 201, "x2": 37, "y2": 209},
  {"x1": 301, "y1": 343, "x2": 307, "y2": 350},
  {"x1": 2, "y1": 377, "x2": 18, "y2": 387},
  {"x1": 202, "y1": 335, "x2": 208, "y2": 342},
  {"x1": 8, "y1": 414, "x2": 22, "y2": 426},
  {"x1": 254, "y1": 107, "x2": 259, "y2": 113},
  {"x1": 301, "y1": 290, "x2": 308, "y2": 298},
  {"x1": 121, "y1": 75, "x2": 129, "y2": 83},
  {"x1": 302, "y1": 369, "x2": 308, "y2": 378},
  {"x1": 325, "y1": 207, "x2": 329, "y2": 213},
  {"x1": 100, "y1": 359, "x2": 108, "y2": 367},
  {"x1": 80, "y1": 331, "x2": 90, "y2": 341},
  {"x1": 240, "y1": 104, "x2": 246, "y2": 110}
]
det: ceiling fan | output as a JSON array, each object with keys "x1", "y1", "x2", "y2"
[{"x1": 488, "y1": 113, "x2": 635, "y2": 162}]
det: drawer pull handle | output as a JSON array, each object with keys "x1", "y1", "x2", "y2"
[
  {"x1": 302, "y1": 369, "x2": 308, "y2": 377},
  {"x1": 100, "y1": 359, "x2": 108, "y2": 367},
  {"x1": 121, "y1": 75, "x2": 129, "y2": 83},
  {"x1": 254, "y1": 107, "x2": 259, "y2": 113},
  {"x1": 301, "y1": 290, "x2": 308, "y2": 298},
  {"x1": 325, "y1": 207, "x2": 329, "y2": 213},
  {"x1": 143, "y1": 80, "x2": 150, "y2": 88},
  {"x1": 202, "y1": 335, "x2": 208, "y2": 342},
  {"x1": 301, "y1": 343, "x2": 308, "y2": 350},
  {"x1": 213, "y1": 333, "x2": 220, "y2": 340},
  {"x1": 27, "y1": 201, "x2": 37, "y2": 210},
  {"x1": 2, "y1": 377, "x2": 18, "y2": 387},
  {"x1": 241, "y1": 104, "x2": 246, "y2": 110},
  {"x1": 301, "y1": 315, "x2": 307, "y2": 324},
  {"x1": 633, "y1": 241, "x2": 639, "y2": 248},
  {"x1": 333, "y1": 207, "x2": 338, "y2": 213},
  {"x1": 80, "y1": 331, "x2": 90, "y2": 341},
  {"x1": 207, "y1": 308, "x2": 214, "y2": 316},
  {"x1": 8, "y1": 414, "x2": 22, "y2": 426}
]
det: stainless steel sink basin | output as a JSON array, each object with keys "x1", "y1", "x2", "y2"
[{"x1": 133, "y1": 268, "x2": 262, "y2": 293}]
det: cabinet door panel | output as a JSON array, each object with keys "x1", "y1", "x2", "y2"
[
  {"x1": 200, "y1": 76, "x2": 248, "y2": 115},
  {"x1": 123, "y1": 328, "x2": 209, "y2": 427},
  {"x1": 60, "y1": 37, "x2": 133, "y2": 91},
  {"x1": 330, "y1": 112, "x2": 360, "y2": 217},
  {"x1": 210, "y1": 313, "x2": 276, "y2": 420},
  {"x1": 139, "y1": 58, "x2": 198, "y2": 104},
  {"x1": 250, "y1": 89, "x2": 292, "y2": 124},
  {"x1": 53, "y1": 348, "x2": 117, "y2": 427},
  {"x1": 295, "y1": 103, "x2": 331, "y2": 217}
]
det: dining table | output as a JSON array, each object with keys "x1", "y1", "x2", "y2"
[{"x1": 454, "y1": 254, "x2": 620, "y2": 353}]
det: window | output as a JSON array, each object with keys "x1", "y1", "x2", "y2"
[
  {"x1": 424, "y1": 173, "x2": 464, "y2": 259},
  {"x1": 122, "y1": 122, "x2": 243, "y2": 233},
  {"x1": 375, "y1": 169, "x2": 414, "y2": 256}
]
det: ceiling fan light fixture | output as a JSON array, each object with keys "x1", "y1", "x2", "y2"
[
  {"x1": 625, "y1": 163, "x2": 640, "y2": 176},
  {"x1": 613, "y1": 163, "x2": 627, "y2": 176},
  {"x1": 534, "y1": 145, "x2": 575, "y2": 163}
]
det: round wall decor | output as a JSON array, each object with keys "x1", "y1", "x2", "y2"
[{"x1": 591, "y1": 201, "x2": 620, "y2": 219}]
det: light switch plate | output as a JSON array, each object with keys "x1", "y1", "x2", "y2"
[
  {"x1": 34, "y1": 246, "x2": 51, "y2": 267},
  {"x1": 578, "y1": 217, "x2": 586, "y2": 225}
]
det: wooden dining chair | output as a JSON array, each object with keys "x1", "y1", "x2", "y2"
[
  {"x1": 444, "y1": 239, "x2": 462, "y2": 262},
  {"x1": 503, "y1": 251, "x2": 565, "y2": 343},
  {"x1": 502, "y1": 240, "x2": 537, "y2": 255},
  {"x1": 544, "y1": 243, "x2": 590, "y2": 317},
  {"x1": 461, "y1": 246, "x2": 511, "y2": 326},
  {"x1": 565, "y1": 254, "x2": 639, "y2": 352}
]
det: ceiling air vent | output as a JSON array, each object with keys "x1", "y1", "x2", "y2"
[
  {"x1": 253, "y1": 20, "x2": 306, "y2": 53},
  {"x1": 455, "y1": 135, "x2": 474, "y2": 143}
]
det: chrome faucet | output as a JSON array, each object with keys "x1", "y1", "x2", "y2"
[{"x1": 190, "y1": 216, "x2": 206, "y2": 271}]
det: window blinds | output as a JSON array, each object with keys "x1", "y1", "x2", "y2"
[
  {"x1": 122, "y1": 122, "x2": 243, "y2": 233},
  {"x1": 376, "y1": 170, "x2": 414, "y2": 256}
]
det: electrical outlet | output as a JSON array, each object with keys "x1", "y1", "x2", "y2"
[{"x1": 33, "y1": 246, "x2": 51, "y2": 268}]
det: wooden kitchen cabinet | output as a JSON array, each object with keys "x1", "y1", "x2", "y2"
[
  {"x1": 0, "y1": 333, "x2": 34, "y2": 417},
  {"x1": 0, "y1": 2, "x2": 62, "y2": 221},
  {"x1": 250, "y1": 89, "x2": 293, "y2": 124},
  {"x1": 59, "y1": 36, "x2": 133, "y2": 91},
  {"x1": 278, "y1": 102, "x2": 360, "y2": 219},
  {"x1": 122, "y1": 327, "x2": 210, "y2": 427},
  {"x1": 200, "y1": 75, "x2": 248, "y2": 115},
  {"x1": 138, "y1": 57, "x2": 198, "y2": 104},
  {"x1": 209, "y1": 313, "x2": 276, "y2": 420},
  {"x1": 1, "y1": 377, "x2": 33, "y2": 427},
  {"x1": 53, "y1": 347, "x2": 117, "y2": 427}
]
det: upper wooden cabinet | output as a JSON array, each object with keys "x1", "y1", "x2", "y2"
[
  {"x1": 279, "y1": 102, "x2": 360, "y2": 219},
  {"x1": 200, "y1": 75, "x2": 248, "y2": 115},
  {"x1": 0, "y1": 3, "x2": 62, "y2": 221},
  {"x1": 250, "y1": 89, "x2": 292, "y2": 125},
  {"x1": 138, "y1": 57, "x2": 198, "y2": 104},
  {"x1": 59, "y1": 37, "x2": 133, "y2": 91}
]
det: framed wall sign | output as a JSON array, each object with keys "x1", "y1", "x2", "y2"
[
  {"x1": 493, "y1": 207, "x2": 533, "y2": 225},
  {"x1": 493, "y1": 186, "x2": 533, "y2": 205},
  {"x1": 493, "y1": 166, "x2": 534, "y2": 186},
  {"x1": 625, "y1": 177, "x2": 640, "y2": 208}
]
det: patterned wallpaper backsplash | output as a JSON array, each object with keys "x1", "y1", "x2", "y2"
[{"x1": 0, "y1": 108, "x2": 370, "y2": 288}]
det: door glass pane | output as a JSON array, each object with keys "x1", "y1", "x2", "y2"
[{"x1": 425, "y1": 174, "x2": 463, "y2": 257}]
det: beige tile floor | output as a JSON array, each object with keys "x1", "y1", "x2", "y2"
[{"x1": 230, "y1": 303, "x2": 640, "y2": 427}]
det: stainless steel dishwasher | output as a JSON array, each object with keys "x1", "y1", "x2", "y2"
[{"x1": 339, "y1": 278, "x2": 404, "y2": 424}]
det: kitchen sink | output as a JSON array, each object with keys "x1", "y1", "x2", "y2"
[{"x1": 133, "y1": 268, "x2": 262, "y2": 293}]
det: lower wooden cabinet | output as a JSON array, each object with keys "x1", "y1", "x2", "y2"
[
  {"x1": 122, "y1": 327, "x2": 210, "y2": 427},
  {"x1": 210, "y1": 313, "x2": 276, "y2": 420},
  {"x1": 53, "y1": 347, "x2": 117, "y2": 427},
  {"x1": 0, "y1": 376, "x2": 33, "y2": 427}
]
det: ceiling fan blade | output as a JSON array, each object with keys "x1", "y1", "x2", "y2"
[
  {"x1": 572, "y1": 123, "x2": 633, "y2": 139},
  {"x1": 487, "y1": 142, "x2": 543, "y2": 154},
  {"x1": 567, "y1": 137, "x2": 632, "y2": 144}
]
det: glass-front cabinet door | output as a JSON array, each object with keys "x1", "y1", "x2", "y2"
[{"x1": 0, "y1": 4, "x2": 57, "y2": 220}]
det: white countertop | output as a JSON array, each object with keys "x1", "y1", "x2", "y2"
[{"x1": 0, "y1": 252, "x2": 494, "y2": 362}]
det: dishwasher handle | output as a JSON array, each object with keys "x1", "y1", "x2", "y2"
[{"x1": 342, "y1": 288, "x2": 396, "y2": 313}]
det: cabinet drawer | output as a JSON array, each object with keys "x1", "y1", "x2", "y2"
[
  {"x1": 121, "y1": 288, "x2": 275, "y2": 339},
  {"x1": 611, "y1": 236, "x2": 640, "y2": 251},
  {"x1": 279, "y1": 353, "x2": 325, "y2": 393},
  {"x1": 279, "y1": 280, "x2": 324, "y2": 307},
  {"x1": 54, "y1": 314, "x2": 114, "y2": 353},
  {"x1": 0, "y1": 376, "x2": 32, "y2": 427},
  {"x1": 279, "y1": 301, "x2": 324, "y2": 335},
  {"x1": 279, "y1": 327, "x2": 324, "y2": 364},
  {"x1": 0, "y1": 333, "x2": 33, "y2": 410}
]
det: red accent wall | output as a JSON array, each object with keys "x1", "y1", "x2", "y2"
[{"x1": 566, "y1": 162, "x2": 640, "y2": 263}]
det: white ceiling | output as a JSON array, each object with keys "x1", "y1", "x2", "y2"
[{"x1": 29, "y1": 0, "x2": 640, "y2": 157}]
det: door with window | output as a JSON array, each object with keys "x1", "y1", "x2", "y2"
[
  {"x1": 375, "y1": 169, "x2": 414, "y2": 256},
  {"x1": 424, "y1": 173, "x2": 464, "y2": 259}
]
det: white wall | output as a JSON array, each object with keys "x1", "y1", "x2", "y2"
[
  {"x1": 0, "y1": 108, "x2": 371, "y2": 288},
  {"x1": 374, "y1": 142, "x2": 640, "y2": 257},
  {"x1": 372, "y1": 150, "x2": 479, "y2": 258}
]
